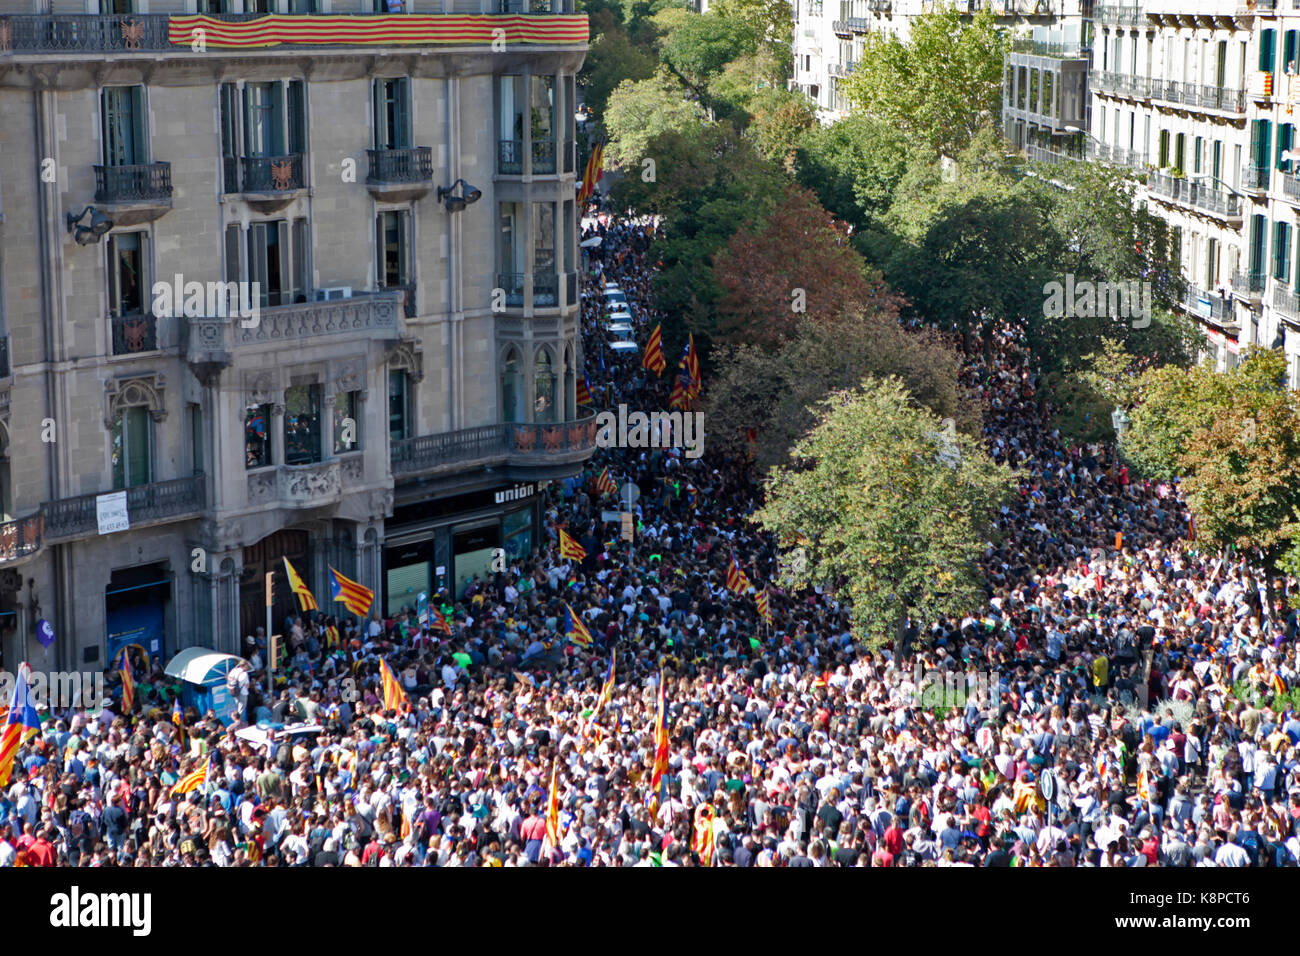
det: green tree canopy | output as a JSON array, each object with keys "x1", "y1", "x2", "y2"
[
  {"x1": 842, "y1": 6, "x2": 1006, "y2": 158},
  {"x1": 756, "y1": 377, "x2": 1016, "y2": 649},
  {"x1": 603, "y1": 68, "x2": 707, "y2": 169}
]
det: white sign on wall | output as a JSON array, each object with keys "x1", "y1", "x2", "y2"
[{"x1": 96, "y1": 492, "x2": 130, "y2": 535}]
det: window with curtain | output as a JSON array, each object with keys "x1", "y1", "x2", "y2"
[{"x1": 111, "y1": 406, "x2": 151, "y2": 489}]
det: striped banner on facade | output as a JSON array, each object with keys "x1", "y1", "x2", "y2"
[{"x1": 168, "y1": 14, "x2": 589, "y2": 49}]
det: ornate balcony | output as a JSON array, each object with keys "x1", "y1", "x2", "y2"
[
  {"x1": 246, "y1": 460, "x2": 341, "y2": 510},
  {"x1": 43, "y1": 475, "x2": 204, "y2": 543},
  {"x1": 223, "y1": 153, "x2": 305, "y2": 213},
  {"x1": 182, "y1": 288, "x2": 403, "y2": 377},
  {"x1": 393, "y1": 412, "x2": 598, "y2": 479},
  {"x1": 110, "y1": 312, "x2": 158, "y2": 356},
  {"x1": 93, "y1": 162, "x2": 172, "y2": 226},
  {"x1": 0, "y1": 513, "x2": 43, "y2": 568},
  {"x1": 365, "y1": 147, "x2": 433, "y2": 202}
]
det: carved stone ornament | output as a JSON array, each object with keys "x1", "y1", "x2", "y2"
[{"x1": 104, "y1": 373, "x2": 166, "y2": 428}]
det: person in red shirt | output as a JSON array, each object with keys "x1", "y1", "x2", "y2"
[
  {"x1": 871, "y1": 843, "x2": 895, "y2": 867},
  {"x1": 883, "y1": 819, "x2": 905, "y2": 858},
  {"x1": 28, "y1": 830, "x2": 57, "y2": 867}
]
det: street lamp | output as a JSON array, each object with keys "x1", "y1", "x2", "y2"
[{"x1": 1111, "y1": 406, "x2": 1130, "y2": 440}]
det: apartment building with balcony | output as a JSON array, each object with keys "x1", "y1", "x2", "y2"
[
  {"x1": 1079, "y1": 2, "x2": 1300, "y2": 375},
  {"x1": 1003, "y1": 17, "x2": 1093, "y2": 161},
  {"x1": 797, "y1": 0, "x2": 1089, "y2": 124},
  {"x1": 0, "y1": 0, "x2": 595, "y2": 670}
]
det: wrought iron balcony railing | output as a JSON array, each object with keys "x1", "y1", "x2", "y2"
[
  {"x1": 1242, "y1": 164, "x2": 1271, "y2": 191},
  {"x1": 43, "y1": 475, "x2": 205, "y2": 542},
  {"x1": 534, "y1": 271, "x2": 559, "y2": 307},
  {"x1": 228, "y1": 153, "x2": 305, "y2": 194},
  {"x1": 532, "y1": 138, "x2": 557, "y2": 175},
  {"x1": 1232, "y1": 269, "x2": 1266, "y2": 296},
  {"x1": 366, "y1": 146, "x2": 432, "y2": 184},
  {"x1": 498, "y1": 139, "x2": 523, "y2": 175},
  {"x1": 391, "y1": 412, "x2": 598, "y2": 477},
  {"x1": 110, "y1": 312, "x2": 157, "y2": 356},
  {"x1": 497, "y1": 273, "x2": 525, "y2": 308},
  {"x1": 0, "y1": 513, "x2": 42, "y2": 566},
  {"x1": 93, "y1": 161, "x2": 172, "y2": 204}
]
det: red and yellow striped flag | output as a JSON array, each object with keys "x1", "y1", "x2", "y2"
[
  {"x1": 542, "y1": 760, "x2": 562, "y2": 855},
  {"x1": 379, "y1": 658, "x2": 408, "y2": 713},
  {"x1": 558, "y1": 528, "x2": 586, "y2": 561},
  {"x1": 725, "y1": 552, "x2": 752, "y2": 595},
  {"x1": 594, "y1": 467, "x2": 618, "y2": 496},
  {"x1": 648, "y1": 669, "x2": 670, "y2": 817},
  {"x1": 642, "y1": 324, "x2": 666, "y2": 376},
  {"x1": 118, "y1": 650, "x2": 135, "y2": 713},
  {"x1": 283, "y1": 557, "x2": 318, "y2": 612},
  {"x1": 756, "y1": 587, "x2": 772, "y2": 627},
  {"x1": 329, "y1": 566, "x2": 374, "y2": 618},
  {"x1": 170, "y1": 758, "x2": 210, "y2": 796},
  {"x1": 563, "y1": 602, "x2": 593, "y2": 646}
]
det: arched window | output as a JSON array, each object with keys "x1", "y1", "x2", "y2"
[
  {"x1": 534, "y1": 347, "x2": 555, "y2": 423},
  {"x1": 501, "y1": 347, "x2": 523, "y2": 423}
]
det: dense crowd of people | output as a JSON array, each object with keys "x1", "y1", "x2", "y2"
[{"x1": 3, "y1": 210, "x2": 1300, "y2": 868}]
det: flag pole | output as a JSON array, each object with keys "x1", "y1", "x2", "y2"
[{"x1": 265, "y1": 571, "x2": 274, "y2": 697}]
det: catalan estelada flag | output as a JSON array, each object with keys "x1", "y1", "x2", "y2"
[
  {"x1": 379, "y1": 658, "x2": 408, "y2": 713},
  {"x1": 427, "y1": 604, "x2": 453, "y2": 636},
  {"x1": 283, "y1": 557, "x2": 318, "y2": 612},
  {"x1": 563, "y1": 602, "x2": 593, "y2": 646},
  {"x1": 170, "y1": 756, "x2": 211, "y2": 796},
  {"x1": 757, "y1": 587, "x2": 772, "y2": 627},
  {"x1": 642, "y1": 324, "x2": 666, "y2": 376},
  {"x1": 576, "y1": 373, "x2": 594, "y2": 406},
  {"x1": 594, "y1": 467, "x2": 618, "y2": 496},
  {"x1": 669, "y1": 337, "x2": 698, "y2": 411},
  {"x1": 118, "y1": 649, "x2": 135, "y2": 713},
  {"x1": 725, "y1": 552, "x2": 752, "y2": 596},
  {"x1": 596, "y1": 649, "x2": 616, "y2": 714},
  {"x1": 329, "y1": 566, "x2": 374, "y2": 618},
  {"x1": 559, "y1": 528, "x2": 586, "y2": 562},
  {"x1": 0, "y1": 663, "x2": 41, "y2": 787}
]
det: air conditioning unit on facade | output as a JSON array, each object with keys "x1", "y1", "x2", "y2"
[{"x1": 317, "y1": 286, "x2": 353, "y2": 301}]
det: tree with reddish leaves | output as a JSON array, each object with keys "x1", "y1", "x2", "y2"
[{"x1": 712, "y1": 183, "x2": 875, "y2": 347}]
